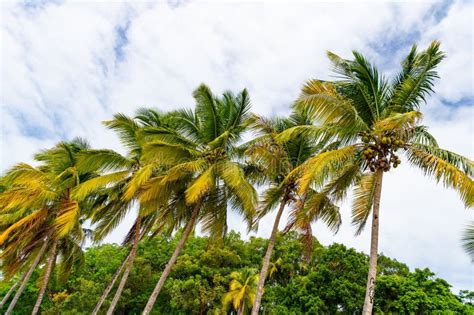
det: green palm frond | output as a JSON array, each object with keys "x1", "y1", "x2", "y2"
[
  {"x1": 193, "y1": 84, "x2": 219, "y2": 142},
  {"x1": 409, "y1": 126, "x2": 439, "y2": 147},
  {"x1": 103, "y1": 113, "x2": 140, "y2": 152},
  {"x1": 296, "y1": 79, "x2": 368, "y2": 133},
  {"x1": 76, "y1": 150, "x2": 134, "y2": 173},
  {"x1": 462, "y1": 223, "x2": 474, "y2": 259},
  {"x1": 390, "y1": 40, "x2": 445, "y2": 111}
]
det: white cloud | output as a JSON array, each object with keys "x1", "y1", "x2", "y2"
[{"x1": 1, "y1": 0, "x2": 472, "y2": 292}]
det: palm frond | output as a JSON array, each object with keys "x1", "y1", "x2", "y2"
[
  {"x1": 54, "y1": 200, "x2": 80, "y2": 238},
  {"x1": 294, "y1": 145, "x2": 357, "y2": 193},
  {"x1": 406, "y1": 146, "x2": 474, "y2": 207},
  {"x1": 390, "y1": 40, "x2": 445, "y2": 111},
  {"x1": 72, "y1": 171, "x2": 129, "y2": 200},
  {"x1": 185, "y1": 165, "x2": 216, "y2": 205},
  {"x1": 352, "y1": 172, "x2": 377, "y2": 235}
]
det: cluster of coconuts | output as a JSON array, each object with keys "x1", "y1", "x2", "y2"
[{"x1": 360, "y1": 132, "x2": 406, "y2": 172}]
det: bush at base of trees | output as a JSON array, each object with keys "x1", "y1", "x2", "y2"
[{"x1": 1, "y1": 231, "x2": 472, "y2": 314}]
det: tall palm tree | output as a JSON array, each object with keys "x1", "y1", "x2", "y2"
[
  {"x1": 291, "y1": 41, "x2": 473, "y2": 314},
  {"x1": 0, "y1": 139, "x2": 95, "y2": 314},
  {"x1": 246, "y1": 110, "x2": 341, "y2": 315},
  {"x1": 142, "y1": 84, "x2": 258, "y2": 314},
  {"x1": 222, "y1": 269, "x2": 259, "y2": 315},
  {"x1": 73, "y1": 109, "x2": 175, "y2": 315}
]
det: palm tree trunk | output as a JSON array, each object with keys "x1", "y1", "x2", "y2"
[
  {"x1": 4, "y1": 240, "x2": 48, "y2": 315},
  {"x1": 106, "y1": 219, "x2": 141, "y2": 315},
  {"x1": 362, "y1": 169, "x2": 384, "y2": 315},
  {"x1": 92, "y1": 252, "x2": 131, "y2": 315},
  {"x1": 0, "y1": 278, "x2": 20, "y2": 309},
  {"x1": 32, "y1": 239, "x2": 58, "y2": 315},
  {"x1": 251, "y1": 198, "x2": 286, "y2": 315},
  {"x1": 237, "y1": 303, "x2": 245, "y2": 315},
  {"x1": 142, "y1": 204, "x2": 200, "y2": 315}
]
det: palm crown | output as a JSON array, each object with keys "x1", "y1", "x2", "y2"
[{"x1": 290, "y1": 40, "x2": 473, "y2": 314}]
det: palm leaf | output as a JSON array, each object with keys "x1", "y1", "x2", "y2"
[{"x1": 352, "y1": 172, "x2": 377, "y2": 235}]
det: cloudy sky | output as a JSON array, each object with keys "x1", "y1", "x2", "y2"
[{"x1": 1, "y1": 0, "x2": 473, "y2": 292}]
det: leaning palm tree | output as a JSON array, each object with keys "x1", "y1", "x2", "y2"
[
  {"x1": 222, "y1": 269, "x2": 259, "y2": 315},
  {"x1": 246, "y1": 110, "x2": 342, "y2": 315},
  {"x1": 291, "y1": 41, "x2": 473, "y2": 314},
  {"x1": 0, "y1": 139, "x2": 95, "y2": 314},
  {"x1": 73, "y1": 108, "x2": 175, "y2": 315},
  {"x1": 141, "y1": 84, "x2": 258, "y2": 314}
]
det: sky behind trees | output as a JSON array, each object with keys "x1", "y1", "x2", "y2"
[{"x1": 1, "y1": 0, "x2": 473, "y2": 291}]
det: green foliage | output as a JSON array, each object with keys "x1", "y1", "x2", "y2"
[{"x1": 2, "y1": 232, "x2": 471, "y2": 314}]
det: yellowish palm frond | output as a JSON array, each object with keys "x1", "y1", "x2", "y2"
[
  {"x1": 138, "y1": 176, "x2": 167, "y2": 204},
  {"x1": 0, "y1": 186, "x2": 55, "y2": 213},
  {"x1": 295, "y1": 145, "x2": 357, "y2": 194},
  {"x1": 122, "y1": 164, "x2": 154, "y2": 201},
  {"x1": 0, "y1": 208, "x2": 48, "y2": 245},
  {"x1": 373, "y1": 111, "x2": 423, "y2": 134},
  {"x1": 160, "y1": 159, "x2": 207, "y2": 184},
  {"x1": 72, "y1": 171, "x2": 129, "y2": 200},
  {"x1": 2, "y1": 163, "x2": 49, "y2": 186},
  {"x1": 54, "y1": 200, "x2": 80, "y2": 238},
  {"x1": 407, "y1": 147, "x2": 474, "y2": 207},
  {"x1": 217, "y1": 160, "x2": 257, "y2": 215},
  {"x1": 185, "y1": 165, "x2": 216, "y2": 205},
  {"x1": 351, "y1": 172, "x2": 377, "y2": 235},
  {"x1": 142, "y1": 141, "x2": 199, "y2": 165},
  {"x1": 275, "y1": 125, "x2": 323, "y2": 143}
]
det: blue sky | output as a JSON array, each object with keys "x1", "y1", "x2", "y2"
[{"x1": 1, "y1": 0, "x2": 473, "y2": 292}]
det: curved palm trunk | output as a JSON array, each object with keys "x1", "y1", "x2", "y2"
[
  {"x1": 92, "y1": 252, "x2": 131, "y2": 315},
  {"x1": 106, "y1": 219, "x2": 141, "y2": 315},
  {"x1": 251, "y1": 199, "x2": 286, "y2": 315},
  {"x1": 4, "y1": 240, "x2": 48, "y2": 315},
  {"x1": 32, "y1": 239, "x2": 58, "y2": 315},
  {"x1": 0, "y1": 279, "x2": 20, "y2": 309},
  {"x1": 362, "y1": 169, "x2": 384, "y2": 315},
  {"x1": 142, "y1": 204, "x2": 200, "y2": 315}
]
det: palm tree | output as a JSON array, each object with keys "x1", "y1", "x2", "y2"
[
  {"x1": 142, "y1": 84, "x2": 258, "y2": 314},
  {"x1": 246, "y1": 110, "x2": 341, "y2": 315},
  {"x1": 291, "y1": 41, "x2": 473, "y2": 314},
  {"x1": 0, "y1": 139, "x2": 95, "y2": 314},
  {"x1": 73, "y1": 109, "x2": 175, "y2": 315},
  {"x1": 222, "y1": 269, "x2": 259, "y2": 315}
]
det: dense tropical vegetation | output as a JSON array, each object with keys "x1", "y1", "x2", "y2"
[
  {"x1": 0, "y1": 41, "x2": 472, "y2": 314},
  {"x1": 0, "y1": 233, "x2": 473, "y2": 314}
]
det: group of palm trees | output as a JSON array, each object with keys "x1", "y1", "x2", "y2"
[{"x1": 0, "y1": 40, "x2": 472, "y2": 315}]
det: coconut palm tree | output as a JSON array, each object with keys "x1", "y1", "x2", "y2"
[
  {"x1": 246, "y1": 110, "x2": 342, "y2": 315},
  {"x1": 142, "y1": 84, "x2": 258, "y2": 314},
  {"x1": 222, "y1": 269, "x2": 259, "y2": 315},
  {"x1": 0, "y1": 139, "x2": 96, "y2": 314},
  {"x1": 73, "y1": 109, "x2": 177, "y2": 315},
  {"x1": 291, "y1": 41, "x2": 473, "y2": 314}
]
